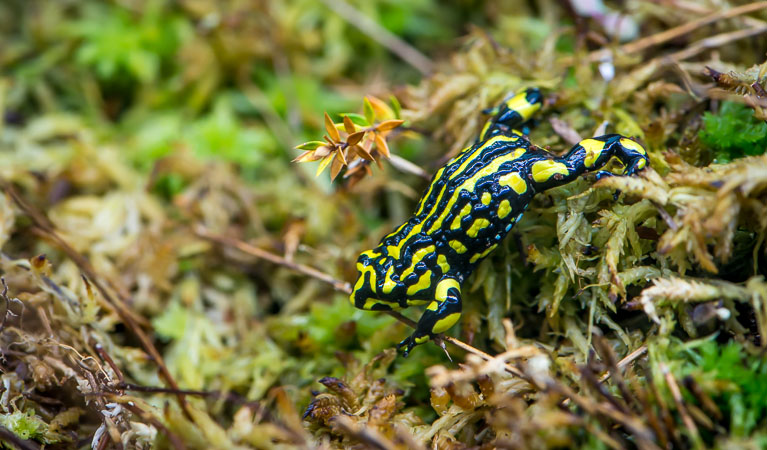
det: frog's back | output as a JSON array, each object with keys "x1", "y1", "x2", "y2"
[{"x1": 380, "y1": 134, "x2": 532, "y2": 280}]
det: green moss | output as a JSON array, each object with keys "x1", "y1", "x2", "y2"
[
  {"x1": 0, "y1": 410, "x2": 58, "y2": 444},
  {"x1": 700, "y1": 102, "x2": 767, "y2": 163},
  {"x1": 697, "y1": 341, "x2": 767, "y2": 436}
]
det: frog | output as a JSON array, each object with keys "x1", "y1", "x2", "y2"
[{"x1": 349, "y1": 88, "x2": 650, "y2": 356}]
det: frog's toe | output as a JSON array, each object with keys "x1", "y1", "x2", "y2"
[
  {"x1": 397, "y1": 331, "x2": 430, "y2": 357},
  {"x1": 396, "y1": 336, "x2": 414, "y2": 358}
]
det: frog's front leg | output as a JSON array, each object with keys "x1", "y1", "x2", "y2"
[{"x1": 397, "y1": 278, "x2": 462, "y2": 357}]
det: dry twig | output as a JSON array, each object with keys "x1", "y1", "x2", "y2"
[
  {"x1": 2, "y1": 183, "x2": 191, "y2": 419},
  {"x1": 582, "y1": 1, "x2": 767, "y2": 63}
]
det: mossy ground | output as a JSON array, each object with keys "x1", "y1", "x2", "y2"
[{"x1": 0, "y1": 1, "x2": 766, "y2": 448}]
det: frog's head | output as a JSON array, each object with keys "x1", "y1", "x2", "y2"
[
  {"x1": 615, "y1": 136, "x2": 649, "y2": 175},
  {"x1": 602, "y1": 135, "x2": 650, "y2": 176}
]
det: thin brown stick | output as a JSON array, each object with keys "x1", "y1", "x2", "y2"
[
  {"x1": 572, "y1": 1, "x2": 767, "y2": 64},
  {"x1": 3, "y1": 183, "x2": 191, "y2": 418},
  {"x1": 93, "y1": 342, "x2": 126, "y2": 385},
  {"x1": 661, "y1": 363, "x2": 702, "y2": 447},
  {"x1": 665, "y1": 25, "x2": 767, "y2": 62},
  {"x1": 319, "y1": 0, "x2": 434, "y2": 75},
  {"x1": 599, "y1": 345, "x2": 648, "y2": 383},
  {"x1": 389, "y1": 154, "x2": 431, "y2": 180},
  {"x1": 651, "y1": 0, "x2": 767, "y2": 28},
  {"x1": 194, "y1": 225, "x2": 352, "y2": 293}
]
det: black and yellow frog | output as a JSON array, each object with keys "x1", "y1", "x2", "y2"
[{"x1": 350, "y1": 88, "x2": 649, "y2": 356}]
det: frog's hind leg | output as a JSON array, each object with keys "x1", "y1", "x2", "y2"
[
  {"x1": 478, "y1": 87, "x2": 543, "y2": 141},
  {"x1": 397, "y1": 278, "x2": 462, "y2": 357}
]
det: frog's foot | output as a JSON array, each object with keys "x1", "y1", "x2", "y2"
[{"x1": 396, "y1": 331, "x2": 431, "y2": 358}]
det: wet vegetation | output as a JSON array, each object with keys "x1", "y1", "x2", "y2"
[{"x1": 1, "y1": 0, "x2": 767, "y2": 448}]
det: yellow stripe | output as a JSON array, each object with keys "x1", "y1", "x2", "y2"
[
  {"x1": 363, "y1": 298, "x2": 378, "y2": 310},
  {"x1": 498, "y1": 172, "x2": 527, "y2": 194},
  {"x1": 427, "y1": 148, "x2": 526, "y2": 234},
  {"x1": 406, "y1": 270, "x2": 432, "y2": 296},
  {"x1": 426, "y1": 301, "x2": 439, "y2": 311},
  {"x1": 407, "y1": 299, "x2": 429, "y2": 306},
  {"x1": 480, "y1": 120, "x2": 492, "y2": 140},
  {"x1": 466, "y1": 218, "x2": 490, "y2": 238},
  {"x1": 531, "y1": 160, "x2": 569, "y2": 183},
  {"x1": 450, "y1": 203, "x2": 472, "y2": 230},
  {"x1": 620, "y1": 138, "x2": 646, "y2": 155},
  {"x1": 382, "y1": 265, "x2": 397, "y2": 294},
  {"x1": 364, "y1": 265, "x2": 377, "y2": 292},
  {"x1": 481, "y1": 192, "x2": 492, "y2": 205},
  {"x1": 361, "y1": 298, "x2": 400, "y2": 311},
  {"x1": 384, "y1": 139, "x2": 525, "y2": 260},
  {"x1": 432, "y1": 312, "x2": 461, "y2": 334},
  {"x1": 469, "y1": 243, "x2": 498, "y2": 263},
  {"x1": 580, "y1": 139, "x2": 606, "y2": 168},
  {"x1": 400, "y1": 245, "x2": 435, "y2": 280},
  {"x1": 448, "y1": 135, "x2": 520, "y2": 183},
  {"x1": 414, "y1": 165, "x2": 447, "y2": 216}
]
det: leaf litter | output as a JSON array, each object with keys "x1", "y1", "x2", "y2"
[{"x1": 1, "y1": 1, "x2": 767, "y2": 448}]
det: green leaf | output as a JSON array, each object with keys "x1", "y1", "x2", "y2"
[
  {"x1": 295, "y1": 140, "x2": 326, "y2": 150},
  {"x1": 390, "y1": 95, "x2": 402, "y2": 119},
  {"x1": 340, "y1": 113, "x2": 369, "y2": 127},
  {"x1": 363, "y1": 97, "x2": 375, "y2": 125},
  {"x1": 316, "y1": 154, "x2": 334, "y2": 176}
]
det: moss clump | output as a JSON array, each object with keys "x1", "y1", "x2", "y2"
[
  {"x1": 700, "y1": 102, "x2": 767, "y2": 163},
  {"x1": 0, "y1": 410, "x2": 59, "y2": 444}
]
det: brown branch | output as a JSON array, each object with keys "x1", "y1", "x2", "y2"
[
  {"x1": 93, "y1": 342, "x2": 126, "y2": 385},
  {"x1": 569, "y1": 1, "x2": 767, "y2": 64},
  {"x1": 661, "y1": 363, "x2": 702, "y2": 447},
  {"x1": 2, "y1": 183, "x2": 191, "y2": 418},
  {"x1": 599, "y1": 345, "x2": 648, "y2": 383},
  {"x1": 665, "y1": 24, "x2": 767, "y2": 62},
  {"x1": 388, "y1": 154, "x2": 431, "y2": 180},
  {"x1": 194, "y1": 225, "x2": 352, "y2": 293}
]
